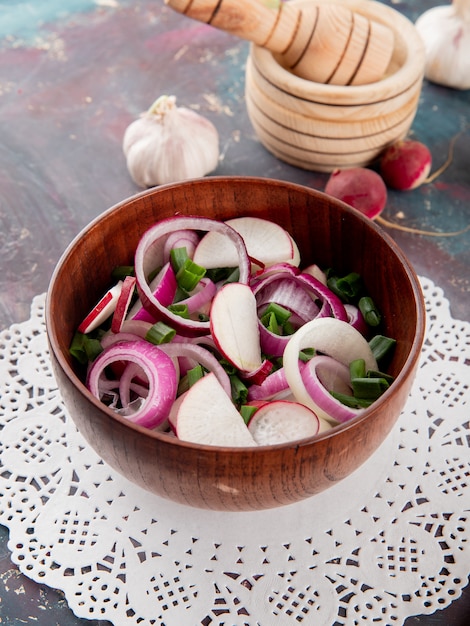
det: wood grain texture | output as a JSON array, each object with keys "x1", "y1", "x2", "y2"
[{"x1": 46, "y1": 177, "x2": 425, "y2": 511}]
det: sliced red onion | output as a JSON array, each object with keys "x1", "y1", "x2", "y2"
[
  {"x1": 283, "y1": 317, "x2": 378, "y2": 419},
  {"x1": 296, "y1": 273, "x2": 348, "y2": 321},
  {"x1": 158, "y1": 342, "x2": 232, "y2": 397},
  {"x1": 134, "y1": 216, "x2": 250, "y2": 336},
  {"x1": 251, "y1": 262, "x2": 300, "y2": 285},
  {"x1": 247, "y1": 363, "x2": 305, "y2": 402},
  {"x1": 344, "y1": 304, "x2": 369, "y2": 336},
  {"x1": 162, "y1": 229, "x2": 200, "y2": 262},
  {"x1": 101, "y1": 331, "x2": 145, "y2": 350},
  {"x1": 301, "y1": 355, "x2": 364, "y2": 424},
  {"x1": 119, "y1": 319, "x2": 153, "y2": 338},
  {"x1": 178, "y1": 277, "x2": 216, "y2": 315},
  {"x1": 87, "y1": 339, "x2": 178, "y2": 429}
]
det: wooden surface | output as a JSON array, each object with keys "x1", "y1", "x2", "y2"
[{"x1": 0, "y1": 0, "x2": 468, "y2": 623}]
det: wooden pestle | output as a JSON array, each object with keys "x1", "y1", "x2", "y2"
[{"x1": 165, "y1": 0, "x2": 395, "y2": 85}]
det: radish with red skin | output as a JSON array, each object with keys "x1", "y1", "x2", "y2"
[
  {"x1": 111, "y1": 275, "x2": 137, "y2": 333},
  {"x1": 175, "y1": 372, "x2": 257, "y2": 447},
  {"x1": 210, "y1": 282, "x2": 266, "y2": 376},
  {"x1": 78, "y1": 281, "x2": 123, "y2": 334},
  {"x1": 380, "y1": 140, "x2": 432, "y2": 190},
  {"x1": 324, "y1": 168, "x2": 387, "y2": 220},
  {"x1": 193, "y1": 216, "x2": 300, "y2": 269},
  {"x1": 247, "y1": 400, "x2": 322, "y2": 445}
]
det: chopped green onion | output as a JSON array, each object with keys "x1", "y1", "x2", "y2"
[
  {"x1": 69, "y1": 332, "x2": 103, "y2": 364},
  {"x1": 145, "y1": 321, "x2": 176, "y2": 344},
  {"x1": 230, "y1": 375, "x2": 248, "y2": 406},
  {"x1": 261, "y1": 311, "x2": 280, "y2": 334},
  {"x1": 367, "y1": 369, "x2": 395, "y2": 384},
  {"x1": 283, "y1": 320, "x2": 296, "y2": 336},
  {"x1": 349, "y1": 358, "x2": 366, "y2": 381},
  {"x1": 369, "y1": 334, "x2": 397, "y2": 363},
  {"x1": 176, "y1": 258, "x2": 206, "y2": 292},
  {"x1": 299, "y1": 347, "x2": 315, "y2": 362},
  {"x1": 167, "y1": 303, "x2": 190, "y2": 319},
  {"x1": 359, "y1": 296, "x2": 382, "y2": 327},
  {"x1": 264, "y1": 302, "x2": 292, "y2": 325},
  {"x1": 351, "y1": 377, "x2": 390, "y2": 400},
  {"x1": 327, "y1": 271, "x2": 364, "y2": 303},
  {"x1": 330, "y1": 391, "x2": 373, "y2": 408},
  {"x1": 187, "y1": 364, "x2": 205, "y2": 387},
  {"x1": 240, "y1": 404, "x2": 258, "y2": 425},
  {"x1": 169, "y1": 247, "x2": 189, "y2": 273},
  {"x1": 205, "y1": 267, "x2": 239, "y2": 283},
  {"x1": 111, "y1": 265, "x2": 135, "y2": 281}
]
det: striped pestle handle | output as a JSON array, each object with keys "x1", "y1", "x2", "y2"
[{"x1": 164, "y1": 0, "x2": 395, "y2": 85}]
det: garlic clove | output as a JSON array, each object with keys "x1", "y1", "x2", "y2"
[
  {"x1": 415, "y1": 0, "x2": 470, "y2": 90},
  {"x1": 123, "y1": 95, "x2": 220, "y2": 188}
]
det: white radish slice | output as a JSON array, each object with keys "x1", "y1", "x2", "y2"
[
  {"x1": 175, "y1": 373, "x2": 257, "y2": 447},
  {"x1": 247, "y1": 400, "x2": 321, "y2": 445},
  {"x1": 283, "y1": 317, "x2": 378, "y2": 415},
  {"x1": 209, "y1": 282, "x2": 263, "y2": 374},
  {"x1": 193, "y1": 216, "x2": 300, "y2": 269},
  {"x1": 78, "y1": 281, "x2": 123, "y2": 334},
  {"x1": 111, "y1": 275, "x2": 137, "y2": 333}
]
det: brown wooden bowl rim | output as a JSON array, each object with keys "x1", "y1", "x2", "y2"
[{"x1": 46, "y1": 176, "x2": 426, "y2": 455}]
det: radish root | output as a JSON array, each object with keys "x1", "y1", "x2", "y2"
[{"x1": 377, "y1": 127, "x2": 469, "y2": 237}]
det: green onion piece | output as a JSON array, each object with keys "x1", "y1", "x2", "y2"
[
  {"x1": 69, "y1": 332, "x2": 103, "y2": 364},
  {"x1": 187, "y1": 364, "x2": 205, "y2": 387},
  {"x1": 205, "y1": 267, "x2": 239, "y2": 283},
  {"x1": 264, "y1": 302, "x2": 292, "y2": 325},
  {"x1": 145, "y1": 321, "x2": 176, "y2": 344},
  {"x1": 330, "y1": 391, "x2": 373, "y2": 409},
  {"x1": 369, "y1": 334, "x2": 397, "y2": 363},
  {"x1": 283, "y1": 320, "x2": 296, "y2": 336},
  {"x1": 230, "y1": 375, "x2": 248, "y2": 406},
  {"x1": 359, "y1": 296, "x2": 382, "y2": 327},
  {"x1": 327, "y1": 272, "x2": 364, "y2": 303},
  {"x1": 172, "y1": 285, "x2": 190, "y2": 303},
  {"x1": 351, "y1": 377, "x2": 390, "y2": 400},
  {"x1": 167, "y1": 303, "x2": 190, "y2": 319},
  {"x1": 367, "y1": 370, "x2": 395, "y2": 384},
  {"x1": 299, "y1": 347, "x2": 315, "y2": 362},
  {"x1": 198, "y1": 313, "x2": 210, "y2": 322},
  {"x1": 176, "y1": 258, "x2": 206, "y2": 292},
  {"x1": 240, "y1": 404, "x2": 258, "y2": 425},
  {"x1": 111, "y1": 265, "x2": 135, "y2": 281},
  {"x1": 170, "y1": 247, "x2": 189, "y2": 273},
  {"x1": 261, "y1": 311, "x2": 280, "y2": 335},
  {"x1": 349, "y1": 358, "x2": 366, "y2": 381}
]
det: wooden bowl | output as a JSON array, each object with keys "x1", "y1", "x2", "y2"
[
  {"x1": 46, "y1": 177, "x2": 425, "y2": 511},
  {"x1": 245, "y1": 0, "x2": 426, "y2": 172}
]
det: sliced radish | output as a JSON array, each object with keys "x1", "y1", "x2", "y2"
[
  {"x1": 111, "y1": 275, "x2": 137, "y2": 333},
  {"x1": 175, "y1": 372, "x2": 257, "y2": 447},
  {"x1": 210, "y1": 282, "x2": 263, "y2": 375},
  {"x1": 78, "y1": 281, "x2": 123, "y2": 334},
  {"x1": 283, "y1": 317, "x2": 378, "y2": 414},
  {"x1": 193, "y1": 216, "x2": 300, "y2": 269},
  {"x1": 247, "y1": 400, "x2": 321, "y2": 445}
]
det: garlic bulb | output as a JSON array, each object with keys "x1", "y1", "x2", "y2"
[
  {"x1": 123, "y1": 95, "x2": 220, "y2": 187},
  {"x1": 415, "y1": 0, "x2": 470, "y2": 90}
]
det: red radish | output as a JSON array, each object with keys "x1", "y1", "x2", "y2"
[
  {"x1": 193, "y1": 216, "x2": 300, "y2": 269},
  {"x1": 247, "y1": 400, "x2": 321, "y2": 445},
  {"x1": 324, "y1": 168, "x2": 387, "y2": 220},
  {"x1": 78, "y1": 281, "x2": 123, "y2": 334},
  {"x1": 210, "y1": 282, "x2": 264, "y2": 375},
  {"x1": 175, "y1": 373, "x2": 257, "y2": 447},
  {"x1": 111, "y1": 275, "x2": 136, "y2": 333},
  {"x1": 380, "y1": 140, "x2": 432, "y2": 190}
]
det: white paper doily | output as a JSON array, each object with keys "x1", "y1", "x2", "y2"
[{"x1": 0, "y1": 276, "x2": 469, "y2": 626}]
